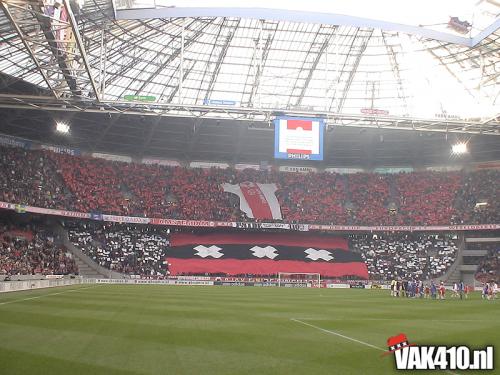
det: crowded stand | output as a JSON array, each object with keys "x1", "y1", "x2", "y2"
[
  {"x1": 0, "y1": 219, "x2": 77, "y2": 276},
  {"x1": 0, "y1": 147, "x2": 75, "y2": 210},
  {"x1": 395, "y1": 171, "x2": 461, "y2": 225},
  {"x1": 454, "y1": 169, "x2": 500, "y2": 224},
  {"x1": 350, "y1": 233, "x2": 458, "y2": 280},
  {"x1": 66, "y1": 221, "x2": 169, "y2": 276},
  {"x1": 275, "y1": 172, "x2": 348, "y2": 224},
  {"x1": 346, "y1": 173, "x2": 393, "y2": 225},
  {"x1": 50, "y1": 154, "x2": 144, "y2": 216},
  {"x1": 475, "y1": 248, "x2": 499, "y2": 283},
  {"x1": 1, "y1": 145, "x2": 500, "y2": 226}
]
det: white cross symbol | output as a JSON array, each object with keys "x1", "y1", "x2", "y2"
[
  {"x1": 304, "y1": 248, "x2": 334, "y2": 261},
  {"x1": 194, "y1": 245, "x2": 223, "y2": 258},
  {"x1": 250, "y1": 246, "x2": 278, "y2": 259}
]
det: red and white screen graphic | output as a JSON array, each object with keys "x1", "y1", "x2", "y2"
[{"x1": 276, "y1": 118, "x2": 322, "y2": 159}]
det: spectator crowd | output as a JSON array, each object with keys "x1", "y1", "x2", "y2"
[
  {"x1": 350, "y1": 233, "x2": 458, "y2": 280},
  {"x1": 66, "y1": 222, "x2": 169, "y2": 277},
  {"x1": 0, "y1": 220, "x2": 77, "y2": 276},
  {"x1": 475, "y1": 248, "x2": 499, "y2": 283},
  {"x1": 0, "y1": 147, "x2": 75, "y2": 210},
  {"x1": 0, "y1": 145, "x2": 499, "y2": 226}
]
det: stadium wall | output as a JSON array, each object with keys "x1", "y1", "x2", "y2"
[
  {"x1": 5, "y1": 132, "x2": 497, "y2": 173},
  {"x1": 0, "y1": 278, "x2": 84, "y2": 293}
]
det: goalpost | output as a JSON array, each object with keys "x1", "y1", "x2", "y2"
[{"x1": 277, "y1": 272, "x2": 321, "y2": 288}]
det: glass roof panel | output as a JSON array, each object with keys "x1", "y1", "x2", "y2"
[{"x1": 115, "y1": 0, "x2": 500, "y2": 38}]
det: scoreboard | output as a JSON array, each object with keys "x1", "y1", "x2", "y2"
[{"x1": 274, "y1": 117, "x2": 324, "y2": 160}]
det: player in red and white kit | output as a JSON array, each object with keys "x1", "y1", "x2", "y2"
[
  {"x1": 439, "y1": 281, "x2": 446, "y2": 300},
  {"x1": 464, "y1": 284, "x2": 470, "y2": 299},
  {"x1": 424, "y1": 284, "x2": 430, "y2": 299}
]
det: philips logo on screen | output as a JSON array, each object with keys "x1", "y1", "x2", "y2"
[{"x1": 287, "y1": 153, "x2": 311, "y2": 160}]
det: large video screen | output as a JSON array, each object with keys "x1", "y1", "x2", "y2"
[{"x1": 274, "y1": 117, "x2": 324, "y2": 160}]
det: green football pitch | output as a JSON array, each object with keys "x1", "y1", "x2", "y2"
[{"x1": 0, "y1": 284, "x2": 498, "y2": 375}]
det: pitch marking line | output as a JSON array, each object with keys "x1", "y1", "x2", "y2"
[
  {"x1": 0, "y1": 285, "x2": 100, "y2": 306},
  {"x1": 290, "y1": 318, "x2": 459, "y2": 375},
  {"x1": 293, "y1": 317, "x2": 485, "y2": 322},
  {"x1": 291, "y1": 318, "x2": 384, "y2": 351}
]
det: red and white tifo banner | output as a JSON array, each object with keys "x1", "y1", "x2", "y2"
[{"x1": 222, "y1": 182, "x2": 282, "y2": 220}]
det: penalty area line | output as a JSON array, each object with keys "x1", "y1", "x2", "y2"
[
  {"x1": 290, "y1": 318, "x2": 459, "y2": 375},
  {"x1": 0, "y1": 285, "x2": 100, "y2": 306}
]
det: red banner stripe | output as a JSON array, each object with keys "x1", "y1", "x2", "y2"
[
  {"x1": 170, "y1": 233, "x2": 349, "y2": 250},
  {"x1": 239, "y1": 182, "x2": 273, "y2": 219},
  {"x1": 287, "y1": 120, "x2": 313, "y2": 130},
  {"x1": 167, "y1": 258, "x2": 368, "y2": 278},
  {"x1": 286, "y1": 149, "x2": 312, "y2": 154}
]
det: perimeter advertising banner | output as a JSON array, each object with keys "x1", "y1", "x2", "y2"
[{"x1": 274, "y1": 117, "x2": 324, "y2": 160}]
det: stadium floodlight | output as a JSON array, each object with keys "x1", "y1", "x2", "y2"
[
  {"x1": 56, "y1": 121, "x2": 70, "y2": 134},
  {"x1": 451, "y1": 142, "x2": 467, "y2": 155}
]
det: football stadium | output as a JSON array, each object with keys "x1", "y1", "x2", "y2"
[{"x1": 0, "y1": 1, "x2": 499, "y2": 374}]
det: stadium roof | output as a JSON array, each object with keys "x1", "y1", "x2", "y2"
[
  {"x1": 114, "y1": 0, "x2": 499, "y2": 45},
  {"x1": 0, "y1": 0, "x2": 498, "y2": 144}
]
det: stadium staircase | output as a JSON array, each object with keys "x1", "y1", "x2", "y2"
[
  {"x1": 461, "y1": 235, "x2": 500, "y2": 285},
  {"x1": 342, "y1": 174, "x2": 350, "y2": 200},
  {"x1": 387, "y1": 178, "x2": 400, "y2": 212},
  {"x1": 51, "y1": 222, "x2": 125, "y2": 279},
  {"x1": 342, "y1": 175, "x2": 355, "y2": 216},
  {"x1": 434, "y1": 234, "x2": 465, "y2": 285}
]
